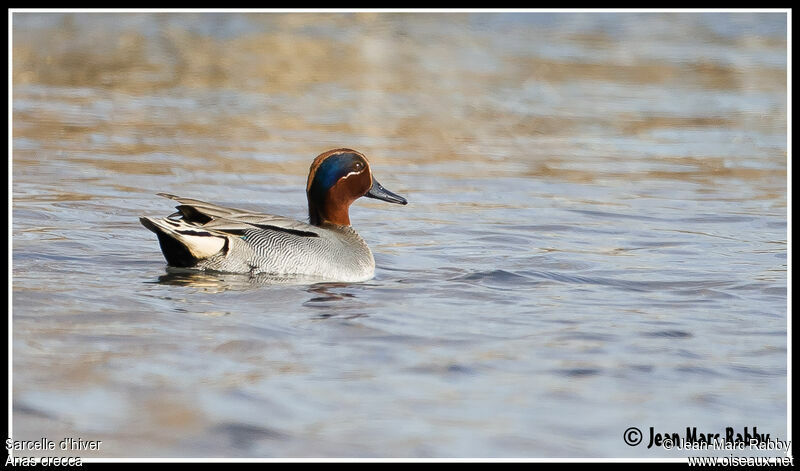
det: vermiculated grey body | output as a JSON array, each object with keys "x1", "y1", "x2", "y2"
[
  {"x1": 139, "y1": 194, "x2": 377, "y2": 283},
  {"x1": 197, "y1": 225, "x2": 375, "y2": 281}
]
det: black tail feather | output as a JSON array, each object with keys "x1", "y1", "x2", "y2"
[{"x1": 139, "y1": 217, "x2": 198, "y2": 267}]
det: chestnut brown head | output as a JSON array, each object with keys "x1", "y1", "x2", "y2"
[{"x1": 306, "y1": 148, "x2": 407, "y2": 226}]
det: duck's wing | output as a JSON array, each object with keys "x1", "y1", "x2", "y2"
[{"x1": 157, "y1": 193, "x2": 322, "y2": 237}]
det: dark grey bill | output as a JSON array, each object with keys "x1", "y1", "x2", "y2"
[{"x1": 366, "y1": 178, "x2": 407, "y2": 205}]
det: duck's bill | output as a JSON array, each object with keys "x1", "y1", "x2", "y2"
[{"x1": 366, "y1": 178, "x2": 407, "y2": 205}]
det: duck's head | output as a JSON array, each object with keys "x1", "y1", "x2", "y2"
[{"x1": 306, "y1": 148, "x2": 407, "y2": 226}]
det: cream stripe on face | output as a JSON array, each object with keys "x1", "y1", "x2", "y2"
[
  {"x1": 342, "y1": 159, "x2": 372, "y2": 189},
  {"x1": 340, "y1": 167, "x2": 366, "y2": 181}
]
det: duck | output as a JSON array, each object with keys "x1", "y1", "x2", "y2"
[{"x1": 139, "y1": 148, "x2": 407, "y2": 282}]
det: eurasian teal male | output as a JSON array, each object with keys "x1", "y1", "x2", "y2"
[{"x1": 140, "y1": 148, "x2": 407, "y2": 282}]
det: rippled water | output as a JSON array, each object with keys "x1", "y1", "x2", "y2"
[{"x1": 11, "y1": 12, "x2": 788, "y2": 458}]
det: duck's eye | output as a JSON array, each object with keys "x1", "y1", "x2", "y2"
[{"x1": 354, "y1": 162, "x2": 364, "y2": 171}]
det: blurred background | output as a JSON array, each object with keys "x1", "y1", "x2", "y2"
[{"x1": 12, "y1": 12, "x2": 787, "y2": 458}]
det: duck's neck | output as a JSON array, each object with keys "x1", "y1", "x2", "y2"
[{"x1": 308, "y1": 199, "x2": 351, "y2": 227}]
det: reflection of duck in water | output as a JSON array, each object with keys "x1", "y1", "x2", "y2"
[
  {"x1": 140, "y1": 149, "x2": 407, "y2": 282},
  {"x1": 154, "y1": 267, "x2": 341, "y2": 289}
]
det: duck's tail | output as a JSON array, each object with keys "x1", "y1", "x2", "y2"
[{"x1": 139, "y1": 217, "x2": 228, "y2": 267}]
